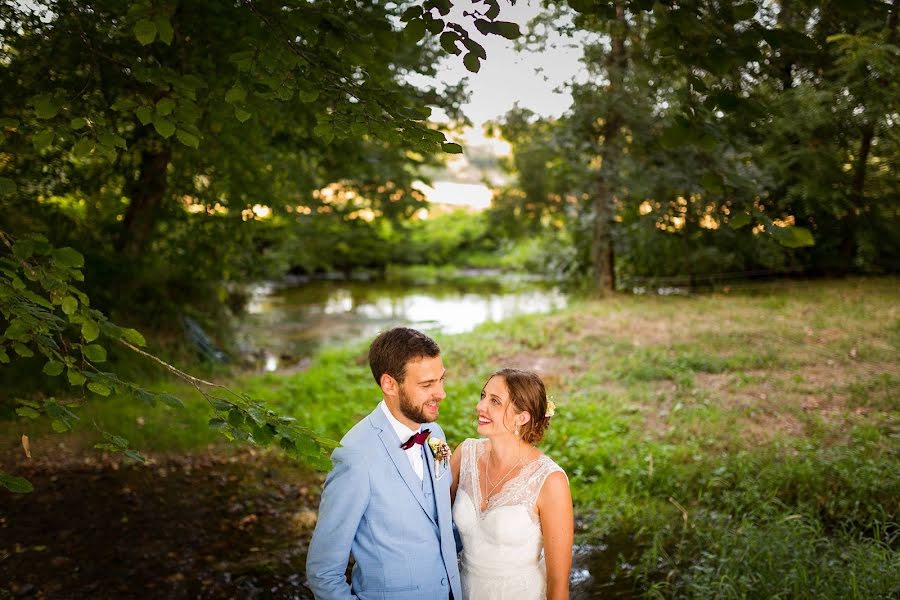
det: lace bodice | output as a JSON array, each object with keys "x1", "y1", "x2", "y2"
[
  {"x1": 453, "y1": 438, "x2": 566, "y2": 599},
  {"x1": 457, "y1": 437, "x2": 563, "y2": 525}
]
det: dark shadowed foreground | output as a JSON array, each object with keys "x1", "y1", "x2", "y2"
[
  {"x1": 2, "y1": 446, "x2": 634, "y2": 599},
  {"x1": 1, "y1": 448, "x2": 321, "y2": 599}
]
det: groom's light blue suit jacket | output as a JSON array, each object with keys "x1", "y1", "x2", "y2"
[{"x1": 306, "y1": 405, "x2": 461, "y2": 600}]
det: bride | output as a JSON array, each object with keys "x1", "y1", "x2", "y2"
[{"x1": 450, "y1": 368, "x2": 574, "y2": 600}]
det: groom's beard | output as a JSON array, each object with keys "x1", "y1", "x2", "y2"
[{"x1": 398, "y1": 386, "x2": 434, "y2": 424}]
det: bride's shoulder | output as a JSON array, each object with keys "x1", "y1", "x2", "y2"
[
  {"x1": 455, "y1": 437, "x2": 486, "y2": 454},
  {"x1": 537, "y1": 453, "x2": 568, "y2": 482}
]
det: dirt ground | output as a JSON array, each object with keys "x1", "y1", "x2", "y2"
[{"x1": 1, "y1": 447, "x2": 322, "y2": 599}]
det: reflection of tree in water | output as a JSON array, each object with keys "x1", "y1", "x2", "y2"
[{"x1": 239, "y1": 277, "x2": 567, "y2": 371}]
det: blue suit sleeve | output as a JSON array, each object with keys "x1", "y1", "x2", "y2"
[{"x1": 306, "y1": 445, "x2": 370, "y2": 600}]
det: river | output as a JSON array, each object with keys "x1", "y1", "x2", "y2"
[{"x1": 238, "y1": 274, "x2": 568, "y2": 372}]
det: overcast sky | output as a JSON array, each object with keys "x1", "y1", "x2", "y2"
[
  {"x1": 412, "y1": 1, "x2": 587, "y2": 208},
  {"x1": 423, "y1": 0, "x2": 586, "y2": 127}
]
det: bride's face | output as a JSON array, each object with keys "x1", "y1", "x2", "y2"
[{"x1": 476, "y1": 376, "x2": 519, "y2": 437}]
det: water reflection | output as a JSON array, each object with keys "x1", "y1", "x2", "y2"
[{"x1": 239, "y1": 278, "x2": 567, "y2": 371}]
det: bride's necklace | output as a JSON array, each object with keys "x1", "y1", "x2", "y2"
[{"x1": 482, "y1": 444, "x2": 523, "y2": 500}]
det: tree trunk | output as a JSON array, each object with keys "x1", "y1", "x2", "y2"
[
  {"x1": 592, "y1": 0, "x2": 627, "y2": 296},
  {"x1": 117, "y1": 143, "x2": 172, "y2": 258},
  {"x1": 840, "y1": 0, "x2": 897, "y2": 262}
]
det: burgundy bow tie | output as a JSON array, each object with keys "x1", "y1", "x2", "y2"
[{"x1": 400, "y1": 429, "x2": 431, "y2": 450}]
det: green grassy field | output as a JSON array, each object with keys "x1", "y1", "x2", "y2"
[{"x1": 8, "y1": 277, "x2": 899, "y2": 597}]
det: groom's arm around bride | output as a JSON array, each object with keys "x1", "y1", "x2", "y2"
[{"x1": 306, "y1": 327, "x2": 462, "y2": 600}]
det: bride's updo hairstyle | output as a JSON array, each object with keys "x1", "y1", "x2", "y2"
[{"x1": 493, "y1": 368, "x2": 551, "y2": 445}]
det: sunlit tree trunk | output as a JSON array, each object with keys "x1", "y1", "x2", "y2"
[{"x1": 592, "y1": 0, "x2": 627, "y2": 296}]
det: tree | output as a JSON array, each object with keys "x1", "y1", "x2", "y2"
[
  {"x1": 0, "y1": 0, "x2": 526, "y2": 491},
  {"x1": 493, "y1": 0, "x2": 897, "y2": 290}
]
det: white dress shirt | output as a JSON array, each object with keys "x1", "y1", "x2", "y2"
[{"x1": 379, "y1": 400, "x2": 425, "y2": 480}]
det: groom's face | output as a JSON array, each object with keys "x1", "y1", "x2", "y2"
[{"x1": 396, "y1": 355, "x2": 446, "y2": 425}]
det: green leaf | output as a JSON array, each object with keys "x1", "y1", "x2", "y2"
[
  {"x1": 43, "y1": 360, "x2": 65, "y2": 376},
  {"x1": 485, "y1": 0, "x2": 500, "y2": 20},
  {"x1": 121, "y1": 328, "x2": 146, "y2": 346},
  {"x1": 13, "y1": 343, "x2": 34, "y2": 357},
  {"x1": 440, "y1": 32, "x2": 461, "y2": 55},
  {"x1": 87, "y1": 382, "x2": 111, "y2": 396},
  {"x1": 67, "y1": 369, "x2": 87, "y2": 386},
  {"x1": 134, "y1": 19, "x2": 157, "y2": 45},
  {"x1": 208, "y1": 417, "x2": 227, "y2": 429},
  {"x1": 82, "y1": 344, "x2": 107, "y2": 362},
  {"x1": 441, "y1": 142, "x2": 463, "y2": 154},
  {"x1": 158, "y1": 393, "x2": 184, "y2": 409},
  {"x1": 234, "y1": 107, "x2": 252, "y2": 123},
  {"x1": 0, "y1": 177, "x2": 16, "y2": 196},
  {"x1": 155, "y1": 98, "x2": 176, "y2": 116},
  {"x1": 12, "y1": 239, "x2": 34, "y2": 259},
  {"x1": 0, "y1": 117, "x2": 20, "y2": 128},
  {"x1": 124, "y1": 449, "x2": 146, "y2": 463},
  {"x1": 70, "y1": 117, "x2": 88, "y2": 129},
  {"x1": 400, "y1": 6, "x2": 422, "y2": 21},
  {"x1": 0, "y1": 473, "x2": 33, "y2": 494},
  {"x1": 404, "y1": 18, "x2": 427, "y2": 42},
  {"x1": 73, "y1": 138, "x2": 95, "y2": 158},
  {"x1": 34, "y1": 95, "x2": 60, "y2": 119},
  {"x1": 152, "y1": 117, "x2": 176, "y2": 138},
  {"x1": 176, "y1": 129, "x2": 200, "y2": 148},
  {"x1": 98, "y1": 131, "x2": 127, "y2": 149},
  {"x1": 4, "y1": 320, "x2": 28, "y2": 341},
  {"x1": 33, "y1": 130, "x2": 54, "y2": 151},
  {"x1": 135, "y1": 106, "x2": 153, "y2": 125},
  {"x1": 493, "y1": 21, "x2": 521, "y2": 40},
  {"x1": 729, "y1": 213, "x2": 752, "y2": 229},
  {"x1": 462, "y1": 38, "x2": 487, "y2": 60},
  {"x1": 298, "y1": 89, "x2": 320, "y2": 103},
  {"x1": 425, "y1": 18, "x2": 444, "y2": 35},
  {"x1": 463, "y1": 53, "x2": 481, "y2": 73},
  {"x1": 225, "y1": 85, "x2": 247, "y2": 104},
  {"x1": 0, "y1": 349, "x2": 10, "y2": 363},
  {"x1": 313, "y1": 122, "x2": 334, "y2": 143},
  {"x1": 155, "y1": 16, "x2": 174, "y2": 45},
  {"x1": 82, "y1": 321, "x2": 100, "y2": 342},
  {"x1": 51, "y1": 419, "x2": 70, "y2": 433},
  {"x1": 52, "y1": 247, "x2": 85, "y2": 268},
  {"x1": 16, "y1": 407, "x2": 40, "y2": 419},
  {"x1": 772, "y1": 225, "x2": 815, "y2": 248}
]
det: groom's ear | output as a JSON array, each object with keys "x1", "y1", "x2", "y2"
[{"x1": 380, "y1": 373, "x2": 398, "y2": 395}]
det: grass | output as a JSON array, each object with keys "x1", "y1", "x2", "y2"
[{"x1": 4, "y1": 277, "x2": 898, "y2": 597}]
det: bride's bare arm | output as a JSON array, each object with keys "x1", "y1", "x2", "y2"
[
  {"x1": 537, "y1": 471, "x2": 574, "y2": 600},
  {"x1": 450, "y1": 441, "x2": 463, "y2": 503}
]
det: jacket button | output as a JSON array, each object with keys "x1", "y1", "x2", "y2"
[{"x1": 441, "y1": 578, "x2": 447, "y2": 586}]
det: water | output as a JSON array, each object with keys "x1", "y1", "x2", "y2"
[{"x1": 238, "y1": 275, "x2": 568, "y2": 372}]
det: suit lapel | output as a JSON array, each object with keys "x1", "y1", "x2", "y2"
[{"x1": 371, "y1": 408, "x2": 437, "y2": 526}]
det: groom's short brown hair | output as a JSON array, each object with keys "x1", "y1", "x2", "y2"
[{"x1": 369, "y1": 327, "x2": 440, "y2": 385}]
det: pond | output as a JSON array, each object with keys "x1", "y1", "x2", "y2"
[{"x1": 237, "y1": 274, "x2": 569, "y2": 372}]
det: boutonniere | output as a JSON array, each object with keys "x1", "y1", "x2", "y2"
[{"x1": 427, "y1": 437, "x2": 451, "y2": 480}]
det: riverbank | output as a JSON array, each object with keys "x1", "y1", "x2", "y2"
[{"x1": 3, "y1": 277, "x2": 898, "y2": 597}]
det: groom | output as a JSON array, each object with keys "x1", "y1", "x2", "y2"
[{"x1": 306, "y1": 327, "x2": 462, "y2": 600}]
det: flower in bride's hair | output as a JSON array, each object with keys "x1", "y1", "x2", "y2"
[{"x1": 545, "y1": 399, "x2": 557, "y2": 419}]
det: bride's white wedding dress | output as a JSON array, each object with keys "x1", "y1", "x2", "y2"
[{"x1": 453, "y1": 438, "x2": 565, "y2": 600}]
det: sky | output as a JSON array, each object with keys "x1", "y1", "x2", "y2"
[{"x1": 412, "y1": 1, "x2": 586, "y2": 209}]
